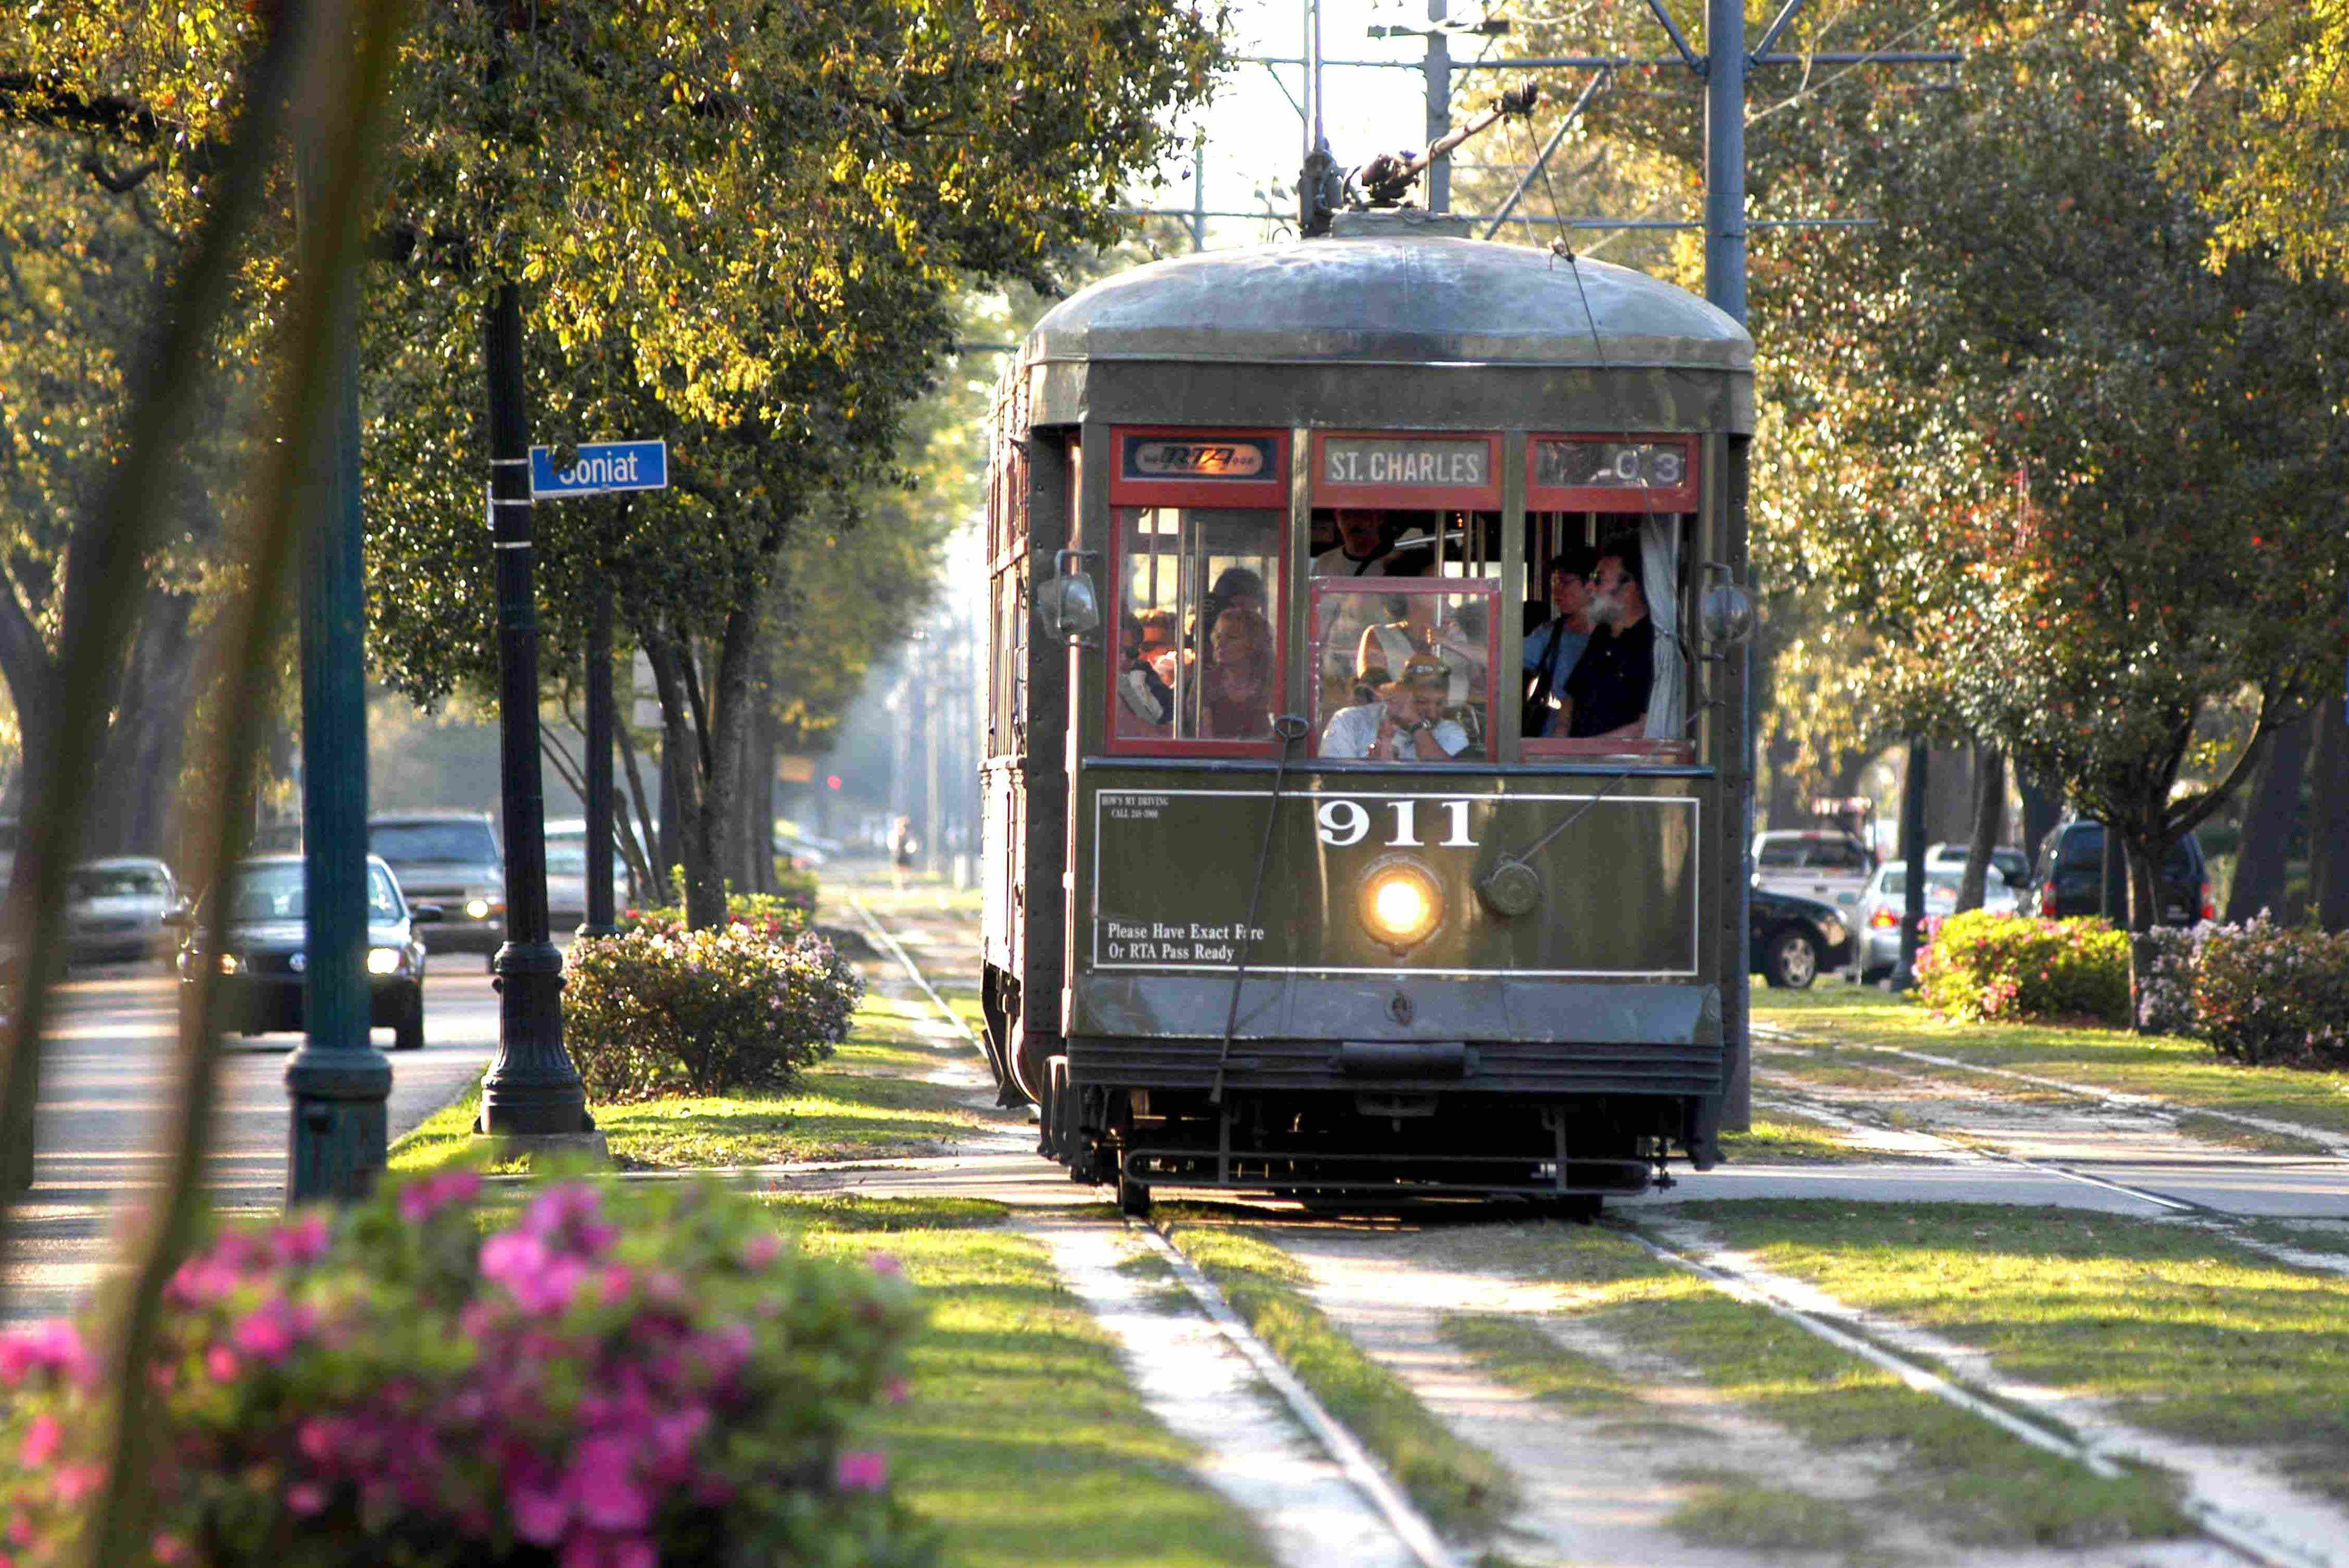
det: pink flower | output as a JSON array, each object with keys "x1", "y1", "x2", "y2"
[
  {"x1": 285, "y1": 1481, "x2": 329, "y2": 1516},
  {"x1": 231, "y1": 1298, "x2": 307, "y2": 1363},
  {"x1": 739, "y1": 1232, "x2": 782, "y2": 1269},
  {"x1": 151, "y1": 1533, "x2": 191, "y2": 1565},
  {"x1": 272, "y1": 1213, "x2": 333, "y2": 1264},
  {"x1": 204, "y1": 1345, "x2": 239, "y2": 1383},
  {"x1": 570, "y1": 1435, "x2": 651, "y2": 1531},
  {"x1": 834, "y1": 1450, "x2": 888, "y2": 1492},
  {"x1": 19, "y1": 1414, "x2": 63, "y2": 1469},
  {"x1": 867, "y1": 1252, "x2": 903, "y2": 1277},
  {"x1": 52, "y1": 1465, "x2": 101, "y2": 1504},
  {"x1": 0, "y1": 1320, "x2": 95, "y2": 1388},
  {"x1": 884, "y1": 1377, "x2": 911, "y2": 1405},
  {"x1": 508, "y1": 1473, "x2": 571, "y2": 1546}
]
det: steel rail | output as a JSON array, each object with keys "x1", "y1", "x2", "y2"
[
  {"x1": 1135, "y1": 1223, "x2": 1460, "y2": 1568},
  {"x1": 845, "y1": 891, "x2": 985, "y2": 1054},
  {"x1": 1626, "y1": 1226, "x2": 2335, "y2": 1568}
]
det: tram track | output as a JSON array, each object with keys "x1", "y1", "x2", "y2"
[{"x1": 853, "y1": 891, "x2": 2340, "y2": 1568}]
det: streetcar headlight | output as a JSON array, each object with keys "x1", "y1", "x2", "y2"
[
  {"x1": 217, "y1": 953, "x2": 240, "y2": 975},
  {"x1": 1359, "y1": 861, "x2": 1443, "y2": 951},
  {"x1": 366, "y1": 947, "x2": 401, "y2": 976}
]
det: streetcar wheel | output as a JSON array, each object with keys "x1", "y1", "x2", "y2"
[
  {"x1": 1536, "y1": 1194, "x2": 1602, "y2": 1223},
  {"x1": 1117, "y1": 1176, "x2": 1152, "y2": 1218},
  {"x1": 1761, "y1": 927, "x2": 1820, "y2": 990}
]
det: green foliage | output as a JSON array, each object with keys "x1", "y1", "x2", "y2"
[
  {"x1": 621, "y1": 884, "x2": 817, "y2": 938},
  {"x1": 564, "y1": 926, "x2": 862, "y2": 1100},
  {"x1": 1915, "y1": 910, "x2": 2131, "y2": 1025},
  {"x1": 0, "y1": 1172, "x2": 933, "y2": 1568},
  {"x1": 2174, "y1": 0, "x2": 2349, "y2": 282}
]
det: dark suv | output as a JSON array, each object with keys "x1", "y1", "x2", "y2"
[
  {"x1": 2025, "y1": 821, "x2": 2213, "y2": 927},
  {"x1": 368, "y1": 812, "x2": 506, "y2": 965}
]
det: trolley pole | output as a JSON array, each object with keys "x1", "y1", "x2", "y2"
[{"x1": 1424, "y1": 0, "x2": 1452, "y2": 213}]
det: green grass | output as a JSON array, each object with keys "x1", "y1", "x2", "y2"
[
  {"x1": 2170, "y1": 1112, "x2": 2334, "y2": 1156},
  {"x1": 1720, "y1": 1112, "x2": 1926, "y2": 1165},
  {"x1": 389, "y1": 994, "x2": 1009, "y2": 1173},
  {"x1": 1415, "y1": 1219, "x2": 2185, "y2": 1548},
  {"x1": 1661, "y1": 1467, "x2": 1883, "y2": 1561},
  {"x1": 1441, "y1": 1312, "x2": 1624, "y2": 1416},
  {"x1": 774, "y1": 1197, "x2": 1272, "y2": 1568},
  {"x1": 1669, "y1": 1200, "x2": 2349, "y2": 1504},
  {"x1": 1755, "y1": 987, "x2": 2349, "y2": 1137},
  {"x1": 1160, "y1": 1217, "x2": 1520, "y2": 1538}
]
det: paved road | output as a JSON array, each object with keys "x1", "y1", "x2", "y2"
[{"x1": 4, "y1": 957, "x2": 495, "y2": 1321}]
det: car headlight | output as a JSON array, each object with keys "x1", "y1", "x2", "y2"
[
  {"x1": 367, "y1": 947, "x2": 402, "y2": 976},
  {"x1": 1358, "y1": 860, "x2": 1443, "y2": 952},
  {"x1": 463, "y1": 896, "x2": 501, "y2": 921},
  {"x1": 217, "y1": 953, "x2": 241, "y2": 975}
]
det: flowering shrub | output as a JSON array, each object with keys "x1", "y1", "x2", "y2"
[
  {"x1": 620, "y1": 889, "x2": 812, "y2": 944},
  {"x1": 565, "y1": 927, "x2": 862, "y2": 1100},
  {"x1": 1914, "y1": 910, "x2": 2131, "y2": 1025},
  {"x1": 2134, "y1": 924, "x2": 2204, "y2": 1037},
  {"x1": 0, "y1": 1174, "x2": 934, "y2": 1568},
  {"x1": 2176, "y1": 917, "x2": 2349, "y2": 1068}
]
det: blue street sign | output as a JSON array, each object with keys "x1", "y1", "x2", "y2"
[{"x1": 529, "y1": 439, "x2": 668, "y2": 499}]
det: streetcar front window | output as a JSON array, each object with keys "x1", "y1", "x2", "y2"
[
  {"x1": 1112, "y1": 506, "x2": 1285, "y2": 750},
  {"x1": 1309, "y1": 580, "x2": 1498, "y2": 762}
]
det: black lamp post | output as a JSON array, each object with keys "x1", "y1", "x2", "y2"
[{"x1": 476, "y1": 282, "x2": 592, "y2": 1136}]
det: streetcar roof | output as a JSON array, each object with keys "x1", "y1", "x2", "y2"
[{"x1": 1023, "y1": 233, "x2": 1753, "y2": 375}]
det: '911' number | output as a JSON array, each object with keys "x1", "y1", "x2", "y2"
[{"x1": 1315, "y1": 799, "x2": 1476, "y2": 848}]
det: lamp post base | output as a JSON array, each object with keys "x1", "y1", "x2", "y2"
[{"x1": 478, "y1": 938, "x2": 592, "y2": 1135}]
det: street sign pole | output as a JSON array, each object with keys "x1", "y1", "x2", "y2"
[
  {"x1": 285, "y1": 135, "x2": 391, "y2": 1205},
  {"x1": 477, "y1": 282, "x2": 591, "y2": 1139}
]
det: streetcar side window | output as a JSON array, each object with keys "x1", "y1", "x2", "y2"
[
  {"x1": 1520, "y1": 512, "x2": 1692, "y2": 759},
  {"x1": 1110, "y1": 506, "x2": 1284, "y2": 751}
]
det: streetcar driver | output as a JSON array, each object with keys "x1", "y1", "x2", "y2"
[
  {"x1": 1559, "y1": 543, "x2": 1654, "y2": 741},
  {"x1": 1321, "y1": 655, "x2": 1470, "y2": 762},
  {"x1": 1312, "y1": 507, "x2": 1395, "y2": 576}
]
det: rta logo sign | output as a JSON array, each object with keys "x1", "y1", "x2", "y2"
[{"x1": 1313, "y1": 799, "x2": 1478, "y2": 849}]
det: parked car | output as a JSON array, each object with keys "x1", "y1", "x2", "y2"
[
  {"x1": 64, "y1": 856, "x2": 179, "y2": 965},
  {"x1": 368, "y1": 811, "x2": 505, "y2": 967},
  {"x1": 174, "y1": 854, "x2": 437, "y2": 1050},
  {"x1": 2023, "y1": 821, "x2": 2213, "y2": 927},
  {"x1": 1750, "y1": 885, "x2": 1852, "y2": 990},
  {"x1": 1923, "y1": 840, "x2": 2031, "y2": 888},
  {"x1": 1851, "y1": 863, "x2": 2019, "y2": 983},
  {"x1": 1750, "y1": 829, "x2": 1877, "y2": 908}
]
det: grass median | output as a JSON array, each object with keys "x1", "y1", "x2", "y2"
[
  {"x1": 1159, "y1": 1215, "x2": 1520, "y2": 1539},
  {"x1": 1757, "y1": 984, "x2": 2349, "y2": 1139},
  {"x1": 1670, "y1": 1198, "x2": 2349, "y2": 1505},
  {"x1": 389, "y1": 991, "x2": 1007, "y2": 1172},
  {"x1": 1422, "y1": 1219, "x2": 2186, "y2": 1550},
  {"x1": 777, "y1": 1196, "x2": 1271, "y2": 1568}
]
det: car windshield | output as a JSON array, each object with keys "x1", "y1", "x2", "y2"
[
  {"x1": 69, "y1": 866, "x2": 169, "y2": 899},
  {"x1": 225, "y1": 864, "x2": 400, "y2": 921},
  {"x1": 371, "y1": 822, "x2": 498, "y2": 864}
]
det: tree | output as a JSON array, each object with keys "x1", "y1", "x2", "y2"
[{"x1": 2175, "y1": 0, "x2": 2349, "y2": 282}]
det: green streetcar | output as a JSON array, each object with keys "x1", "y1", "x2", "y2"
[{"x1": 978, "y1": 209, "x2": 1758, "y2": 1217}]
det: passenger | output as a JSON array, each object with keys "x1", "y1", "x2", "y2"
[
  {"x1": 1355, "y1": 593, "x2": 1427, "y2": 690},
  {"x1": 1201, "y1": 605, "x2": 1275, "y2": 739},
  {"x1": 1523, "y1": 546, "x2": 1596, "y2": 738},
  {"x1": 1312, "y1": 508, "x2": 1395, "y2": 576},
  {"x1": 1116, "y1": 609, "x2": 1181, "y2": 736},
  {"x1": 1321, "y1": 655, "x2": 1471, "y2": 762},
  {"x1": 1560, "y1": 543, "x2": 1654, "y2": 741},
  {"x1": 1199, "y1": 566, "x2": 1268, "y2": 650}
]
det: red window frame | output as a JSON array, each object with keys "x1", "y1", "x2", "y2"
[
  {"x1": 1306, "y1": 577, "x2": 1500, "y2": 762},
  {"x1": 1103, "y1": 432, "x2": 1292, "y2": 757},
  {"x1": 1310, "y1": 431, "x2": 1502, "y2": 511},
  {"x1": 1109, "y1": 427, "x2": 1289, "y2": 511},
  {"x1": 1526, "y1": 433, "x2": 1699, "y2": 513}
]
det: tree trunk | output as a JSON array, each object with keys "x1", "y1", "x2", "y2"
[
  {"x1": 2224, "y1": 710, "x2": 2311, "y2": 924},
  {"x1": 655, "y1": 736, "x2": 681, "y2": 900},
  {"x1": 1955, "y1": 743, "x2": 2005, "y2": 913},
  {"x1": 639, "y1": 607, "x2": 762, "y2": 931},
  {"x1": 2018, "y1": 769, "x2": 2061, "y2": 880},
  {"x1": 1926, "y1": 743, "x2": 1972, "y2": 851},
  {"x1": 2309, "y1": 701, "x2": 2349, "y2": 932},
  {"x1": 2122, "y1": 825, "x2": 2164, "y2": 1030}
]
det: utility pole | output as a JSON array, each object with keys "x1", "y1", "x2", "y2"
[
  {"x1": 1423, "y1": 0, "x2": 1452, "y2": 213},
  {"x1": 284, "y1": 124, "x2": 389, "y2": 1205}
]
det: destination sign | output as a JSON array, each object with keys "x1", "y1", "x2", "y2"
[
  {"x1": 1322, "y1": 437, "x2": 1489, "y2": 489},
  {"x1": 1532, "y1": 439, "x2": 1689, "y2": 492},
  {"x1": 1124, "y1": 436, "x2": 1275, "y2": 481}
]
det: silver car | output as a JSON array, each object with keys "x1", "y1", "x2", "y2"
[
  {"x1": 1852, "y1": 863, "x2": 2018, "y2": 982},
  {"x1": 65, "y1": 856, "x2": 180, "y2": 966}
]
